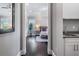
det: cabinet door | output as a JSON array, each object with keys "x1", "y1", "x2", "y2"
[
  {"x1": 65, "y1": 38, "x2": 79, "y2": 56},
  {"x1": 63, "y1": 4, "x2": 79, "y2": 19},
  {"x1": 65, "y1": 43, "x2": 75, "y2": 56},
  {"x1": 73, "y1": 44, "x2": 79, "y2": 56},
  {"x1": 75, "y1": 44, "x2": 79, "y2": 56}
]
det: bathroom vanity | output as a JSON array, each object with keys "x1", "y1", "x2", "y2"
[
  {"x1": 64, "y1": 38, "x2": 79, "y2": 56},
  {"x1": 63, "y1": 18, "x2": 79, "y2": 56},
  {"x1": 63, "y1": 32, "x2": 79, "y2": 56}
]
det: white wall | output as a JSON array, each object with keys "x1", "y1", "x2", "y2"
[
  {"x1": 52, "y1": 3, "x2": 64, "y2": 56},
  {"x1": 0, "y1": 4, "x2": 20, "y2": 56},
  {"x1": 63, "y1": 3, "x2": 79, "y2": 19}
]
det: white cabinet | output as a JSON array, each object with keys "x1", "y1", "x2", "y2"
[
  {"x1": 63, "y1": 3, "x2": 79, "y2": 19},
  {"x1": 65, "y1": 38, "x2": 79, "y2": 56},
  {"x1": 65, "y1": 43, "x2": 74, "y2": 56}
]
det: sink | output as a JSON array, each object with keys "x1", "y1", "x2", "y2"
[
  {"x1": 73, "y1": 34, "x2": 79, "y2": 36},
  {"x1": 64, "y1": 34, "x2": 75, "y2": 36},
  {"x1": 63, "y1": 33, "x2": 79, "y2": 38}
]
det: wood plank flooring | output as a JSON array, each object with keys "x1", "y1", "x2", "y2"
[{"x1": 23, "y1": 37, "x2": 52, "y2": 56}]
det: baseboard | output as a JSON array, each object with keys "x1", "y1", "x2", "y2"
[
  {"x1": 47, "y1": 48, "x2": 56, "y2": 56},
  {"x1": 20, "y1": 48, "x2": 26, "y2": 55},
  {"x1": 52, "y1": 50, "x2": 56, "y2": 56},
  {"x1": 17, "y1": 51, "x2": 21, "y2": 56},
  {"x1": 47, "y1": 48, "x2": 52, "y2": 55},
  {"x1": 16, "y1": 48, "x2": 26, "y2": 56}
]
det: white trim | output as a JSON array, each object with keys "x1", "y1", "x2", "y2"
[
  {"x1": 16, "y1": 51, "x2": 21, "y2": 56},
  {"x1": 47, "y1": 48, "x2": 52, "y2": 55},
  {"x1": 47, "y1": 48, "x2": 56, "y2": 56},
  {"x1": 52, "y1": 50, "x2": 56, "y2": 56},
  {"x1": 48, "y1": 3, "x2": 53, "y2": 56},
  {"x1": 17, "y1": 48, "x2": 26, "y2": 56},
  {"x1": 20, "y1": 4, "x2": 26, "y2": 56},
  {"x1": 20, "y1": 48, "x2": 26, "y2": 55}
]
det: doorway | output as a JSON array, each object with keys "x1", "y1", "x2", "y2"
[{"x1": 25, "y1": 3, "x2": 51, "y2": 56}]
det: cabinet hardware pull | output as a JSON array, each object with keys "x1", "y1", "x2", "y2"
[
  {"x1": 77, "y1": 44, "x2": 78, "y2": 51},
  {"x1": 74, "y1": 44, "x2": 75, "y2": 51}
]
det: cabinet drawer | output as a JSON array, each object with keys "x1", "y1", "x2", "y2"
[
  {"x1": 65, "y1": 43, "x2": 75, "y2": 45},
  {"x1": 65, "y1": 38, "x2": 79, "y2": 43}
]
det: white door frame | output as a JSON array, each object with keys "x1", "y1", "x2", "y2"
[
  {"x1": 20, "y1": 3, "x2": 56, "y2": 56},
  {"x1": 20, "y1": 3, "x2": 26, "y2": 55},
  {"x1": 48, "y1": 3, "x2": 53, "y2": 55},
  {"x1": 20, "y1": 3, "x2": 53, "y2": 55}
]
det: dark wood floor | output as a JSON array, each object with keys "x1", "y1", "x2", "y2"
[{"x1": 23, "y1": 37, "x2": 51, "y2": 56}]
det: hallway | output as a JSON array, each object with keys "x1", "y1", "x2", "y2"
[{"x1": 25, "y1": 37, "x2": 50, "y2": 56}]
